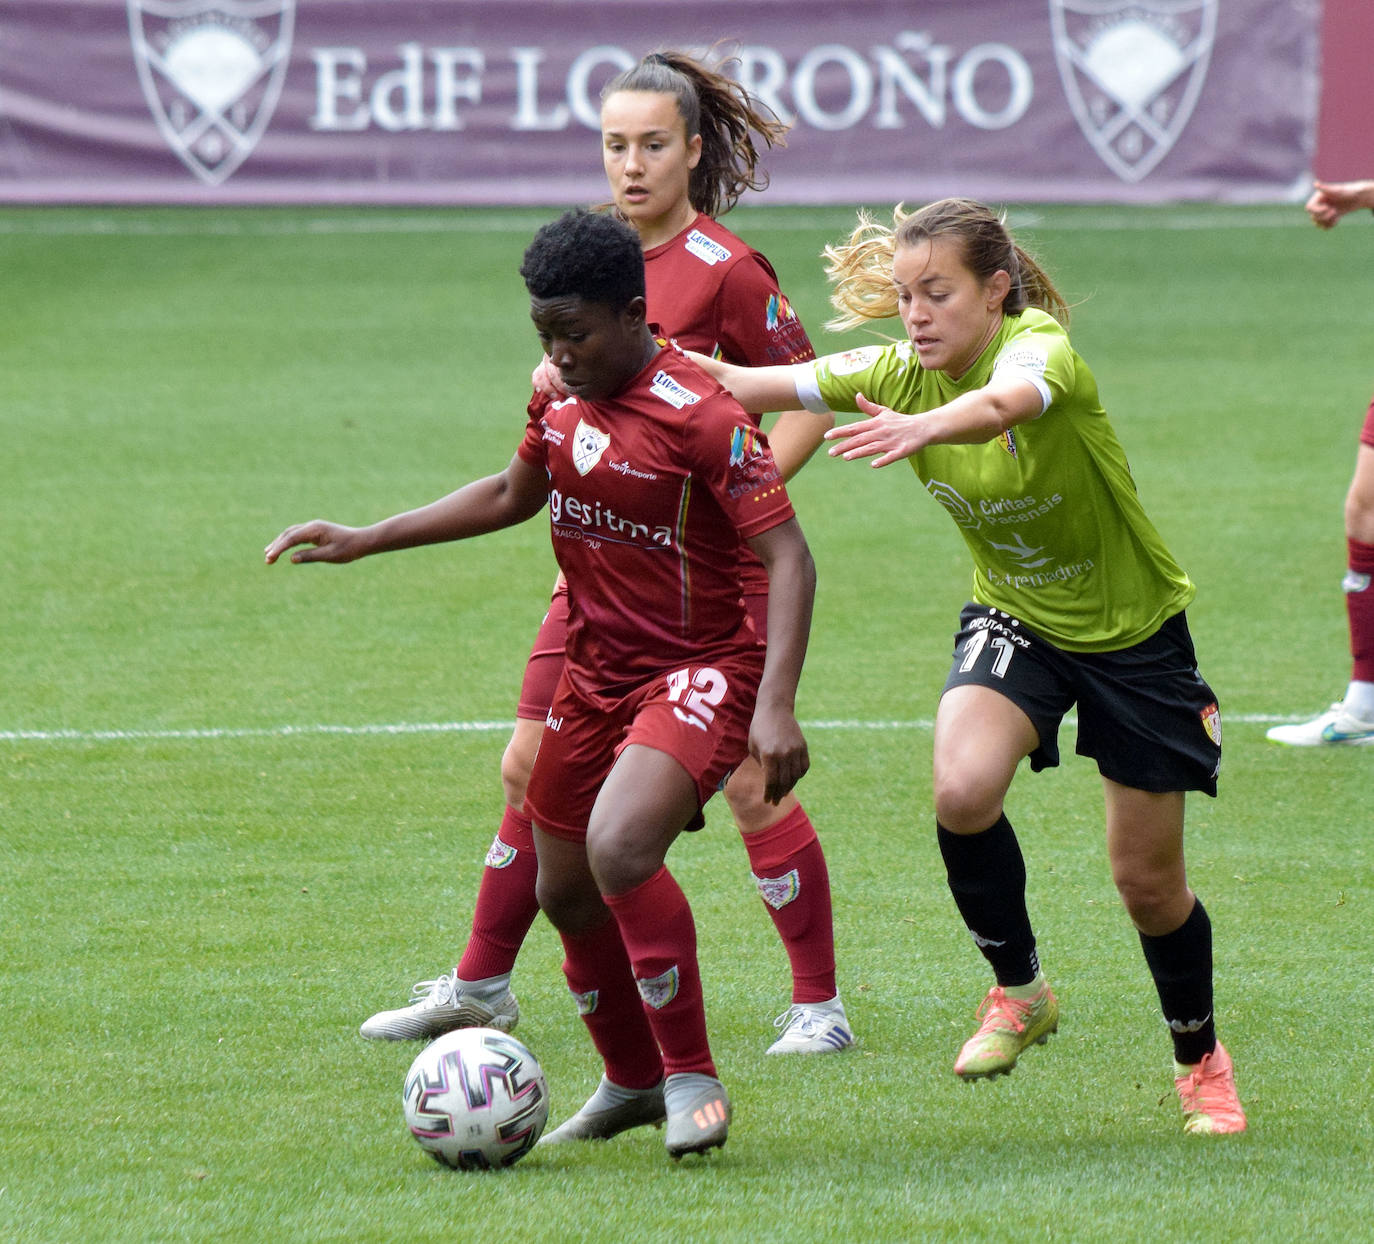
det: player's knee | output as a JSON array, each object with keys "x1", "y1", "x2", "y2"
[
  {"x1": 1345, "y1": 488, "x2": 1374, "y2": 543},
  {"x1": 500, "y1": 737, "x2": 537, "y2": 808},
  {"x1": 1112, "y1": 870, "x2": 1183, "y2": 933},
  {"x1": 932, "y1": 771, "x2": 1003, "y2": 834},
  {"x1": 535, "y1": 871, "x2": 603, "y2": 935},
  {"x1": 586, "y1": 820, "x2": 661, "y2": 898},
  {"x1": 722, "y1": 769, "x2": 780, "y2": 834}
]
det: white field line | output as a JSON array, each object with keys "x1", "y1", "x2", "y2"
[{"x1": 0, "y1": 713, "x2": 1297, "y2": 744}]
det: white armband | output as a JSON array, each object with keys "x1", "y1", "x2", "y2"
[
  {"x1": 992, "y1": 362, "x2": 1051, "y2": 416},
  {"x1": 791, "y1": 361, "x2": 832, "y2": 414}
]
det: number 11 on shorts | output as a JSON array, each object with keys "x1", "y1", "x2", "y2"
[{"x1": 958, "y1": 628, "x2": 1016, "y2": 679}]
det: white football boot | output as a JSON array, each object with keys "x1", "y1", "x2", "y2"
[
  {"x1": 1266, "y1": 702, "x2": 1374, "y2": 747},
  {"x1": 360, "y1": 969, "x2": 519, "y2": 1040},
  {"x1": 765, "y1": 996, "x2": 855, "y2": 1054}
]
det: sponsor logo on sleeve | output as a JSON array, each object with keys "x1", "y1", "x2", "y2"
[
  {"x1": 765, "y1": 293, "x2": 798, "y2": 331},
  {"x1": 728, "y1": 424, "x2": 766, "y2": 468},
  {"x1": 826, "y1": 345, "x2": 885, "y2": 377},
  {"x1": 649, "y1": 369, "x2": 703, "y2": 410},
  {"x1": 727, "y1": 424, "x2": 783, "y2": 500},
  {"x1": 763, "y1": 293, "x2": 813, "y2": 362},
  {"x1": 684, "y1": 229, "x2": 732, "y2": 266},
  {"x1": 993, "y1": 342, "x2": 1049, "y2": 378}
]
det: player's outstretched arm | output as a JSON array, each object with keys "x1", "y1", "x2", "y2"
[
  {"x1": 264, "y1": 453, "x2": 548, "y2": 566},
  {"x1": 744, "y1": 516, "x2": 816, "y2": 805},
  {"x1": 826, "y1": 378, "x2": 1042, "y2": 468},
  {"x1": 686, "y1": 351, "x2": 804, "y2": 416}
]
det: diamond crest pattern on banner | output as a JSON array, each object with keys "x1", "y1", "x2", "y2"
[
  {"x1": 128, "y1": 0, "x2": 295, "y2": 185},
  {"x1": 1050, "y1": 0, "x2": 1217, "y2": 183}
]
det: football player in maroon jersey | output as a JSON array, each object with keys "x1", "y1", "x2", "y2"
[
  {"x1": 267, "y1": 208, "x2": 816, "y2": 1157},
  {"x1": 358, "y1": 50, "x2": 852, "y2": 1060}
]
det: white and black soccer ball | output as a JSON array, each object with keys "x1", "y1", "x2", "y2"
[{"x1": 402, "y1": 1027, "x2": 549, "y2": 1170}]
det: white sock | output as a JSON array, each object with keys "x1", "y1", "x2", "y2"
[
  {"x1": 455, "y1": 972, "x2": 512, "y2": 999},
  {"x1": 794, "y1": 993, "x2": 844, "y2": 1013},
  {"x1": 582, "y1": 1075, "x2": 661, "y2": 1114},
  {"x1": 1342, "y1": 680, "x2": 1374, "y2": 721}
]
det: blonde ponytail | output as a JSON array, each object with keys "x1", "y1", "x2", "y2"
[{"x1": 823, "y1": 199, "x2": 1069, "y2": 333}]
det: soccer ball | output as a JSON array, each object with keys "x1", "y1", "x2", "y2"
[{"x1": 402, "y1": 1027, "x2": 549, "y2": 1170}]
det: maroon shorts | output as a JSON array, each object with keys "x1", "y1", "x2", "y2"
[
  {"x1": 1360, "y1": 395, "x2": 1374, "y2": 450},
  {"x1": 515, "y1": 586, "x2": 571, "y2": 720},
  {"x1": 524, "y1": 646, "x2": 765, "y2": 842}
]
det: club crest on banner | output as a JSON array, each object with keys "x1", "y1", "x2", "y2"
[
  {"x1": 1050, "y1": 0, "x2": 1217, "y2": 183},
  {"x1": 128, "y1": 0, "x2": 295, "y2": 185}
]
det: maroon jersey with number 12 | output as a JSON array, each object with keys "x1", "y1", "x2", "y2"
[{"x1": 516, "y1": 342, "x2": 794, "y2": 700}]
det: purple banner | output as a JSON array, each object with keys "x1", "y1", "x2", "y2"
[{"x1": 0, "y1": 1, "x2": 1318, "y2": 204}]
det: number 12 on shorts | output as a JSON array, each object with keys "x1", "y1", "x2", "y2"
[
  {"x1": 958, "y1": 628, "x2": 1016, "y2": 678},
  {"x1": 666, "y1": 666, "x2": 728, "y2": 732}
]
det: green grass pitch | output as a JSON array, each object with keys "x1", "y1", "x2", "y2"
[{"x1": 2, "y1": 203, "x2": 1372, "y2": 1241}]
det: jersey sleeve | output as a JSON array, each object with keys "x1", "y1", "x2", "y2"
[
  {"x1": 516, "y1": 392, "x2": 552, "y2": 468},
  {"x1": 989, "y1": 318, "x2": 1072, "y2": 416},
  {"x1": 714, "y1": 254, "x2": 816, "y2": 367},
  {"x1": 687, "y1": 391, "x2": 796, "y2": 539},
  {"x1": 797, "y1": 343, "x2": 909, "y2": 414}
]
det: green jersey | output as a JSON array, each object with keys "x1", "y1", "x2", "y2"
[{"x1": 795, "y1": 309, "x2": 1193, "y2": 651}]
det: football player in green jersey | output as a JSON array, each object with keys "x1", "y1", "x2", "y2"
[{"x1": 695, "y1": 197, "x2": 1246, "y2": 1135}]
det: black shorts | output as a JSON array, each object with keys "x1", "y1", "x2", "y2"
[{"x1": 942, "y1": 603, "x2": 1221, "y2": 796}]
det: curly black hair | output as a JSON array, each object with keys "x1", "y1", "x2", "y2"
[{"x1": 519, "y1": 209, "x2": 645, "y2": 310}]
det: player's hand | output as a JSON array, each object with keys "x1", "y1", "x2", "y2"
[
  {"x1": 530, "y1": 354, "x2": 568, "y2": 398},
  {"x1": 824, "y1": 392, "x2": 926, "y2": 467},
  {"x1": 1306, "y1": 183, "x2": 1342, "y2": 229},
  {"x1": 264, "y1": 520, "x2": 368, "y2": 565},
  {"x1": 1306, "y1": 179, "x2": 1374, "y2": 229},
  {"x1": 748, "y1": 708, "x2": 809, "y2": 805}
]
